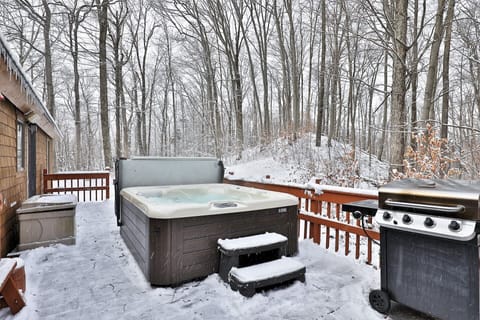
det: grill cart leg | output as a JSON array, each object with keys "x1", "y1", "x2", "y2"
[{"x1": 369, "y1": 289, "x2": 390, "y2": 314}]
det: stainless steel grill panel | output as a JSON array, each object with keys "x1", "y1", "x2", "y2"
[{"x1": 379, "y1": 179, "x2": 480, "y2": 220}]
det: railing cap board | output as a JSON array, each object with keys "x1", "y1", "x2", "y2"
[
  {"x1": 225, "y1": 178, "x2": 378, "y2": 201},
  {"x1": 46, "y1": 170, "x2": 110, "y2": 174},
  {"x1": 44, "y1": 173, "x2": 110, "y2": 179},
  {"x1": 309, "y1": 183, "x2": 378, "y2": 198}
]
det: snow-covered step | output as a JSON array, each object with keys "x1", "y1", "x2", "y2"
[
  {"x1": 228, "y1": 257, "x2": 306, "y2": 297},
  {"x1": 218, "y1": 232, "x2": 287, "y2": 254},
  {"x1": 218, "y1": 232, "x2": 288, "y2": 282}
]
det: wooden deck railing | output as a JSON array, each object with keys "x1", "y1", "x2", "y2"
[
  {"x1": 43, "y1": 169, "x2": 110, "y2": 201},
  {"x1": 225, "y1": 179, "x2": 380, "y2": 264}
]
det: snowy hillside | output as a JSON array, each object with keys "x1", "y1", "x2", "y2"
[{"x1": 224, "y1": 134, "x2": 389, "y2": 189}]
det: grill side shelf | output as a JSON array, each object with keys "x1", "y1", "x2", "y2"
[{"x1": 342, "y1": 199, "x2": 378, "y2": 217}]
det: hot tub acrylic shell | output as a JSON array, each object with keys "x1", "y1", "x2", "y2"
[{"x1": 119, "y1": 184, "x2": 299, "y2": 286}]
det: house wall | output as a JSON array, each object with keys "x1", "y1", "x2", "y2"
[
  {"x1": 0, "y1": 99, "x2": 52, "y2": 256},
  {"x1": 0, "y1": 99, "x2": 26, "y2": 256}
]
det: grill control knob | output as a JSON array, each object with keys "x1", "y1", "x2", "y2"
[
  {"x1": 448, "y1": 220, "x2": 461, "y2": 232},
  {"x1": 383, "y1": 211, "x2": 392, "y2": 220},
  {"x1": 424, "y1": 217, "x2": 434, "y2": 228},
  {"x1": 402, "y1": 214, "x2": 412, "y2": 224},
  {"x1": 352, "y1": 211, "x2": 362, "y2": 219}
]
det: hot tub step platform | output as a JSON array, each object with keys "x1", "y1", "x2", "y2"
[
  {"x1": 218, "y1": 232, "x2": 288, "y2": 254},
  {"x1": 228, "y1": 257, "x2": 306, "y2": 297},
  {"x1": 218, "y1": 232, "x2": 288, "y2": 282}
]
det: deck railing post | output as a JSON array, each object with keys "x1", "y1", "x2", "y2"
[{"x1": 106, "y1": 170, "x2": 110, "y2": 200}]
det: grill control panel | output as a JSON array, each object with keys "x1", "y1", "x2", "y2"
[{"x1": 375, "y1": 209, "x2": 477, "y2": 241}]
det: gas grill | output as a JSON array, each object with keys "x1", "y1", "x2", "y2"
[{"x1": 344, "y1": 179, "x2": 480, "y2": 320}]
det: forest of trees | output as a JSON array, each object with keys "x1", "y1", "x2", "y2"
[{"x1": 1, "y1": 0, "x2": 480, "y2": 180}]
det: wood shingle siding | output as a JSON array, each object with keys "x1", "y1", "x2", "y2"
[{"x1": 0, "y1": 100, "x2": 26, "y2": 256}]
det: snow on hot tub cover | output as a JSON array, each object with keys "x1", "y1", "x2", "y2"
[{"x1": 120, "y1": 183, "x2": 298, "y2": 219}]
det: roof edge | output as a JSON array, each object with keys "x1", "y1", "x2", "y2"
[{"x1": 0, "y1": 33, "x2": 61, "y2": 139}]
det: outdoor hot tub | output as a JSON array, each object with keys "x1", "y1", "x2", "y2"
[{"x1": 115, "y1": 158, "x2": 299, "y2": 286}]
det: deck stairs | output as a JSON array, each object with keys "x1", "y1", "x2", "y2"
[{"x1": 217, "y1": 232, "x2": 306, "y2": 297}]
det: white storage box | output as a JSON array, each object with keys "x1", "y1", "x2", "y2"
[{"x1": 16, "y1": 194, "x2": 77, "y2": 250}]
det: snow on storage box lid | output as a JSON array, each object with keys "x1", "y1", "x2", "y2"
[{"x1": 17, "y1": 194, "x2": 77, "y2": 214}]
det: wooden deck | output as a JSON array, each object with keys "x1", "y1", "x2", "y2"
[{"x1": 0, "y1": 200, "x2": 433, "y2": 320}]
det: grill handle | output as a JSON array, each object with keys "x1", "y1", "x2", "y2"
[{"x1": 384, "y1": 199, "x2": 465, "y2": 214}]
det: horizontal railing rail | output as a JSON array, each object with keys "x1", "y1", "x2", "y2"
[
  {"x1": 225, "y1": 178, "x2": 380, "y2": 264},
  {"x1": 43, "y1": 169, "x2": 110, "y2": 201}
]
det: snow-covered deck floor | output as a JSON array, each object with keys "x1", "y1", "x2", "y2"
[{"x1": 2, "y1": 200, "x2": 433, "y2": 320}]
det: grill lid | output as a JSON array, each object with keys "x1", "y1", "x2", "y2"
[{"x1": 379, "y1": 179, "x2": 480, "y2": 220}]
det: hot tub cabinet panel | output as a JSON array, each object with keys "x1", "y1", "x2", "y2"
[
  {"x1": 119, "y1": 198, "x2": 151, "y2": 277},
  {"x1": 121, "y1": 197, "x2": 298, "y2": 286}
]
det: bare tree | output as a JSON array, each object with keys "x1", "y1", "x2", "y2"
[
  {"x1": 389, "y1": 0, "x2": 409, "y2": 175},
  {"x1": 421, "y1": 0, "x2": 447, "y2": 125},
  {"x1": 127, "y1": 0, "x2": 160, "y2": 156},
  {"x1": 315, "y1": 0, "x2": 327, "y2": 147},
  {"x1": 205, "y1": 0, "x2": 246, "y2": 159},
  {"x1": 14, "y1": 0, "x2": 56, "y2": 117},
  {"x1": 96, "y1": 0, "x2": 112, "y2": 168},
  {"x1": 247, "y1": 0, "x2": 274, "y2": 142},
  {"x1": 440, "y1": 0, "x2": 455, "y2": 140},
  {"x1": 57, "y1": 0, "x2": 94, "y2": 169},
  {"x1": 108, "y1": 0, "x2": 130, "y2": 159},
  {"x1": 284, "y1": 0, "x2": 300, "y2": 139},
  {"x1": 327, "y1": 1, "x2": 345, "y2": 148}
]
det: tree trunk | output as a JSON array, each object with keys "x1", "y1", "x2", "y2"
[
  {"x1": 410, "y1": 0, "x2": 420, "y2": 142},
  {"x1": 377, "y1": 31, "x2": 389, "y2": 161},
  {"x1": 96, "y1": 0, "x2": 112, "y2": 168},
  {"x1": 421, "y1": 0, "x2": 446, "y2": 125},
  {"x1": 73, "y1": 25, "x2": 82, "y2": 170},
  {"x1": 109, "y1": 4, "x2": 128, "y2": 160},
  {"x1": 235, "y1": 0, "x2": 262, "y2": 141},
  {"x1": 305, "y1": 1, "x2": 319, "y2": 131},
  {"x1": 273, "y1": 0, "x2": 291, "y2": 135},
  {"x1": 42, "y1": 0, "x2": 55, "y2": 119},
  {"x1": 441, "y1": 0, "x2": 455, "y2": 140},
  {"x1": 285, "y1": 0, "x2": 300, "y2": 139},
  {"x1": 389, "y1": 0, "x2": 408, "y2": 175},
  {"x1": 248, "y1": 1, "x2": 272, "y2": 140},
  {"x1": 315, "y1": 0, "x2": 326, "y2": 147},
  {"x1": 328, "y1": 2, "x2": 343, "y2": 148}
]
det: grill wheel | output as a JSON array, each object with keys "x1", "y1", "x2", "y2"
[{"x1": 369, "y1": 289, "x2": 391, "y2": 314}]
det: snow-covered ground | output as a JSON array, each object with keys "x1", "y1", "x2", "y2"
[{"x1": 0, "y1": 199, "x2": 434, "y2": 320}]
